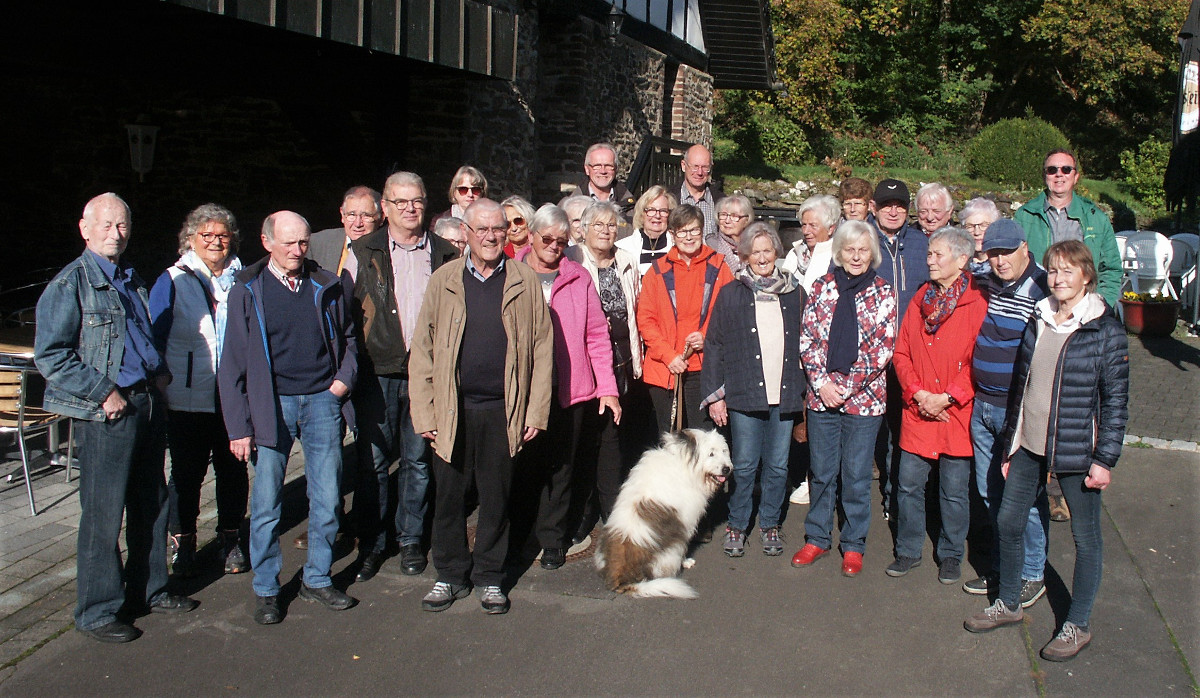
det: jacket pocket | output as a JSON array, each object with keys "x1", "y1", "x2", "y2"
[{"x1": 185, "y1": 351, "x2": 194, "y2": 388}]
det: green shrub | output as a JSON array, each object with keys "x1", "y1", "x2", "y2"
[
  {"x1": 754, "y1": 108, "x2": 813, "y2": 165},
  {"x1": 967, "y1": 118, "x2": 1071, "y2": 189},
  {"x1": 1119, "y1": 137, "x2": 1171, "y2": 212}
]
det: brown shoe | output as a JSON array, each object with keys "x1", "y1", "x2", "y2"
[
  {"x1": 1040, "y1": 622, "x2": 1091, "y2": 661},
  {"x1": 1049, "y1": 495, "x2": 1071, "y2": 522},
  {"x1": 964, "y1": 599, "x2": 1023, "y2": 633},
  {"x1": 294, "y1": 532, "x2": 308, "y2": 550}
]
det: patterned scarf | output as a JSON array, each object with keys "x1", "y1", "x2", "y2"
[
  {"x1": 919, "y1": 272, "x2": 968, "y2": 334},
  {"x1": 737, "y1": 266, "x2": 796, "y2": 300}
]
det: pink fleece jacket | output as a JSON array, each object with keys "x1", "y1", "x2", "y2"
[{"x1": 517, "y1": 249, "x2": 618, "y2": 408}]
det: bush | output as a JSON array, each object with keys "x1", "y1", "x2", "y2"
[
  {"x1": 967, "y1": 118, "x2": 1071, "y2": 189},
  {"x1": 753, "y1": 108, "x2": 813, "y2": 165},
  {"x1": 1119, "y1": 137, "x2": 1171, "y2": 212}
]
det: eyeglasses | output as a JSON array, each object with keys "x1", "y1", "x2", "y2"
[
  {"x1": 917, "y1": 208, "x2": 948, "y2": 217},
  {"x1": 684, "y1": 163, "x2": 711, "y2": 173},
  {"x1": 383, "y1": 197, "x2": 426, "y2": 210},
  {"x1": 963, "y1": 222, "x2": 990, "y2": 231},
  {"x1": 1044, "y1": 165, "x2": 1076, "y2": 175},
  {"x1": 456, "y1": 186, "x2": 484, "y2": 197},
  {"x1": 586, "y1": 163, "x2": 615, "y2": 171},
  {"x1": 468, "y1": 225, "x2": 507, "y2": 237},
  {"x1": 644, "y1": 207, "x2": 670, "y2": 217},
  {"x1": 674, "y1": 227, "x2": 703, "y2": 238},
  {"x1": 539, "y1": 234, "x2": 569, "y2": 248},
  {"x1": 508, "y1": 217, "x2": 526, "y2": 227},
  {"x1": 590, "y1": 222, "x2": 618, "y2": 232},
  {"x1": 717, "y1": 212, "x2": 747, "y2": 222},
  {"x1": 342, "y1": 211, "x2": 377, "y2": 221},
  {"x1": 196, "y1": 232, "x2": 232, "y2": 243},
  {"x1": 842, "y1": 200, "x2": 868, "y2": 209}
]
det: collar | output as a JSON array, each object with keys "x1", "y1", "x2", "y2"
[
  {"x1": 465, "y1": 252, "x2": 505, "y2": 278},
  {"x1": 1043, "y1": 192, "x2": 1074, "y2": 214},
  {"x1": 86, "y1": 249, "x2": 128, "y2": 282},
  {"x1": 266, "y1": 258, "x2": 304, "y2": 285},
  {"x1": 389, "y1": 232, "x2": 428, "y2": 252},
  {"x1": 681, "y1": 185, "x2": 712, "y2": 205}
]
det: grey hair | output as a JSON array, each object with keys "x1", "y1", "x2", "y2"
[
  {"x1": 178, "y1": 203, "x2": 240, "y2": 255},
  {"x1": 463, "y1": 198, "x2": 504, "y2": 227},
  {"x1": 383, "y1": 171, "x2": 426, "y2": 197},
  {"x1": 82, "y1": 192, "x2": 130, "y2": 221},
  {"x1": 958, "y1": 197, "x2": 1000, "y2": 223},
  {"x1": 580, "y1": 201, "x2": 622, "y2": 229},
  {"x1": 500, "y1": 195, "x2": 536, "y2": 226},
  {"x1": 585, "y1": 142, "x2": 619, "y2": 169},
  {"x1": 916, "y1": 182, "x2": 953, "y2": 211},
  {"x1": 448, "y1": 165, "x2": 487, "y2": 200},
  {"x1": 831, "y1": 220, "x2": 883, "y2": 270},
  {"x1": 929, "y1": 226, "x2": 975, "y2": 262},
  {"x1": 342, "y1": 185, "x2": 381, "y2": 213},
  {"x1": 560, "y1": 194, "x2": 593, "y2": 221},
  {"x1": 530, "y1": 203, "x2": 570, "y2": 237},
  {"x1": 261, "y1": 211, "x2": 311, "y2": 242},
  {"x1": 736, "y1": 221, "x2": 783, "y2": 261},
  {"x1": 716, "y1": 194, "x2": 754, "y2": 217},
  {"x1": 633, "y1": 185, "x2": 678, "y2": 229},
  {"x1": 797, "y1": 194, "x2": 841, "y2": 231},
  {"x1": 433, "y1": 216, "x2": 464, "y2": 238}
]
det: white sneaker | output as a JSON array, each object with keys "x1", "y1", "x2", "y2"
[{"x1": 789, "y1": 481, "x2": 810, "y2": 505}]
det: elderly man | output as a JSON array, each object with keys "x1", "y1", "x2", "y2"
[
  {"x1": 219, "y1": 211, "x2": 358, "y2": 625},
  {"x1": 410, "y1": 198, "x2": 553, "y2": 615},
  {"x1": 348, "y1": 171, "x2": 459, "y2": 581},
  {"x1": 563, "y1": 143, "x2": 636, "y2": 221},
  {"x1": 915, "y1": 182, "x2": 955, "y2": 235},
  {"x1": 963, "y1": 218, "x2": 1051, "y2": 608},
  {"x1": 560, "y1": 194, "x2": 593, "y2": 244},
  {"x1": 433, "y1": 216, "x2": 468, "y2": 253},
  {"x1": 679, "y1": 143, "x2": 726, "y2": 242},
  {"x1": 1014, "y1": 148, "x2": 1122, "y2": 306},
  {"x1": 869, "y1": 179, "x2": 929, "y2": 521},
  {"x1": 308, "y1": 186, "x2": 382, "y2": 279},
  {"x1": 35, "y1": 193, "x2": 198, "y2": 643}
]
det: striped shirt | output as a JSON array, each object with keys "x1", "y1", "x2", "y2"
[{"x1": 972, "y1": 257, "x2": 1050, "y2": 406}]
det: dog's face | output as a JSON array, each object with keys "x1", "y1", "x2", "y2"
[{"x1": 678, "y1": 428, "x2": 732, "y2": 493}]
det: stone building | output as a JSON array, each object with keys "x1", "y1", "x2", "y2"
[{"x1": 0, "y1": 0, "x2": 776, "y2": 281}]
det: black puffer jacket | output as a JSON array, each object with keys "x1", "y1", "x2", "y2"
[{"x1": 998, "y1": 299, "x2": 1129, "y2": 473}]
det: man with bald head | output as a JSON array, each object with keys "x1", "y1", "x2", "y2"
[
  {"x1": 36, "y1": 193, "x2": 198, "y2": 643},
  {"x1": 679, "y1": 143, "x2": 725, "y2": 242},
  {"x1": 219, "y1": 210, "x2": 358, "y2": 625}
]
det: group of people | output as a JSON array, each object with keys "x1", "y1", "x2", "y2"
[{"x1": 34, "y1": 143, "x2": 1126, "y2": 663}]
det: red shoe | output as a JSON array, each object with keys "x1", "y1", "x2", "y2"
[
  {"x1": 791, "y1": 543, "x2": 830, "y2": 567},
  {"x1": 842, "y1": 551, "x2": 863, "y2": 577}
]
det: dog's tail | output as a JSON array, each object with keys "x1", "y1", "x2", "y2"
[{"x1": 624, "y1": 577, "x2": 698, "y2": 599}]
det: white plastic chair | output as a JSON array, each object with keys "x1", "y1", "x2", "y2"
[
  {"x1": 1171, "y1": 233, "x2": 1200, "y2": 323},
  {"x1": 1123, "y1": 231, "x2": 1176, "y2": 298}
]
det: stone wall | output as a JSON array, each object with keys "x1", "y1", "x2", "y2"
[{"x1": 670, "y1": 64, "x2": 715, "y2": 146}]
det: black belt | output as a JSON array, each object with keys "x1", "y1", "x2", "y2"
[{"x1": 121, "y1": 380, "x2": 152, "y2": 395}]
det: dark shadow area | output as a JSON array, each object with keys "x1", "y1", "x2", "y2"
[
  {"x1": 1098, "y1": 193, "x2": 1138, "y2": 232},
  {"x1": 1137, "y1": 334, "x2": 1200, "y2": 371}
]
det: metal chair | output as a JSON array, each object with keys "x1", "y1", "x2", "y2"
[{"x1": 1, "y1": 366, "x2": 73, "y2": 515}]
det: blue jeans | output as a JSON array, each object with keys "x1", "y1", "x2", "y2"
[
  {"x1": 804, "y1": 409, "x2": 883, "y2": 554},
  {"x1": 355, "y1": 374, "x2": 430, "y2": 552},
  {"x1": 250, "y1": 390, "x2": 343, "y2": 597},
  {"x1": 999, "y1": 449, "x2": 1103, "y2": 627},
  {"x1": 74, "y1": 388, "x2": 170, "y2": 630},
  {"x1": 727, "y1": 407, "x2": 794, "y2": 531},
  {"x1": 895, "y1": 450, "x2": 971, "y2": 561},
  {"x1": 971, "y1": 400, "x2": 1048, "y2": 581}
]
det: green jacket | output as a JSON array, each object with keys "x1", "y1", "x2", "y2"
[{"x1": 1014, "y1": 192, "x2": 1122, "y2": 306}]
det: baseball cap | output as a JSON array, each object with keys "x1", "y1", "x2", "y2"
[
  {"x1": 981, "y1": 219, "x2": 1026, "y2": 251},
  {"x1": 873, "y1": 179, "x2": 910, "y2": 208}
]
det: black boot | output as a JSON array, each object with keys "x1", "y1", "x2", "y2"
[
  {"x1": 220, "y1": 529, "x2": 249, "y2": 574},
  {"x1": 173, "y1": 533, "x2": 199, "y2": 578}
]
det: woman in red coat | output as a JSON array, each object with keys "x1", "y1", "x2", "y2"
[{"x1": 887, "y1": 227, "x2": 987, "y2": 584}]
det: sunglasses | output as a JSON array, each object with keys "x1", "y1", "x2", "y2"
[
  {"x1": 539, "y1": 234, "x2": 569, "y2": 248},
  {"x1": 456, "y1": 186, "x2": 484, "y2": 196},
  {"x1": 509, "y1": 217, "x2": 526, "y2": 227},
  {"x1": 1044, "y1": 165, "x2": 1076, "y2": 175}
]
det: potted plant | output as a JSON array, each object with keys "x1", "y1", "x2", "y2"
[{"x1": 1120, "y1": 291, "x2": 1181, "y2": 336}]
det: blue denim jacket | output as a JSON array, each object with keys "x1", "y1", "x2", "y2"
[{"x1": 34, "y1": 251, "x2": 157, "y2": 421}]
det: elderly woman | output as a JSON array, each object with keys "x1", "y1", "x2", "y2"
[
  {"x1": 782, "y1": 194, "x2": 840, "y2": 294},
  {"x1": 701, "y1": 223, "x2": 805, "y2": 557},
  {"x1": 888, "y1": 227, "x2": 987, "y2": 584},
  {"x1": 560, "y1": 194, "x2": 593, "y2": 245},
  {"x1": 516, "y1": 204, "x2": 621, "y2": 570},
  {"x1": 433, "y1": 216, "x2": 468, "y2": 253},
  {"x1": 565, "y1": 201, "x2": 647, "y2": 542},
  {"x1": 710, "y1": 195, "x2": 754, "y2": 274},
  {"x1": 149, "y1": 203, "x2": 247, "y2": 577},
  {"x1": 916, "y1": 182, "x2": 955, "y2": 236},
  {"x1": 430, "y1": 165, "x2": 487, "y2": 229},
  {"x1": 789, "y1": 221, "x2": 896, "y2": 576},
  {"x1": 960, "y1": 197, "x2": 1001, "y2": 277},
  {"x1": 502, "y1": 195, "x2": 536, "y2": 258},
  {"x1": 839, "y1": 177, "x2": 874, "y2": 223},
  {"x1": 964, "y1": 241, "x2": 1128, "y2": 661},
  {"x1": 637, "y1": 204, "x2": 733, "y2": 434},
  {"x1": 617, "y1": 185, "x2": 677, "y2": 275}
]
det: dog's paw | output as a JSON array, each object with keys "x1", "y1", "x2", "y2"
[{"x1": 682, "y1": 557, "x2": 696, "y2": 569}]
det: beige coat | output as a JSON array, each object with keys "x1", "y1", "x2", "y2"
[{"x1": 409, "y1": 257, "x2": 554, "y2": 461}]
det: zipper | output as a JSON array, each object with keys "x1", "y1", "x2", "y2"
[{"x1": 1044, "y1": 330, "x2": 1079, "y2": 470}]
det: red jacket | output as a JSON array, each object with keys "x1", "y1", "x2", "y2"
[
  {"x1": 893, "y1": 277, "x2": 987, "y2": 458},
  {"x1": 636, "y1": 245, "x2": 733, "y2": 390}
]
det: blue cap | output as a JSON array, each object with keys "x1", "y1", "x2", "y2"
[{"x1": 982, "y1": 219, "x2": 1026, "y2": 251}]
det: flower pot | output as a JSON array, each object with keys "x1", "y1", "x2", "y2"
[{"x1": 1120, "y1": 299, "x2": 1180, "y2": 336}]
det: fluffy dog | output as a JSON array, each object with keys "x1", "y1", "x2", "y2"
[{"x1": 595, "y1": 428, "x2": 732, "y2": 599}]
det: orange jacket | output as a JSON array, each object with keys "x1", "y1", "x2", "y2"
[{"x1": 636, "y1": 245, "x2": 733, "y2": 390}]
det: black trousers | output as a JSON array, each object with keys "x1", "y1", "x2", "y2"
[
  {"x1": 648, "y1": 370, "x2": 713, "y2": 436},
  {"x1": 430, "y1": 407, "x2": 513, "y2": 588},
  {"x1": 167, "y1": 408, "x2": 248, "y2": 534},
  {"x1": 533, "y1": 400, "x2": 590, "y2": 549}
]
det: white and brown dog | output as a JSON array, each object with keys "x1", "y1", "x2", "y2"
[{"x1": 595, "y1": 428, "x2": 732, "y2": 599}]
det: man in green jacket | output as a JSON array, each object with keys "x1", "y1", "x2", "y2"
[{"x1": 1014, "y1": 149, "x2": 1122, "y2": 305}]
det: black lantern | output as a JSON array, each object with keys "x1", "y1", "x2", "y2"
[{"x1": 607, "y1": 3, "x2": 624, "y2": 40}]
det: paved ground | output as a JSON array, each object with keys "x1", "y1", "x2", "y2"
[{"x1": 0, "y1": 333, "x2": 1197, "y2": 696}]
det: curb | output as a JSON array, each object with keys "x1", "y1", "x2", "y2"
[{"x1": 1124, "y1": 434, "x2": 1199, "y2": 452}]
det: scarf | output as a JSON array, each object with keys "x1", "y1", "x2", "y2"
[
  {"x1": 919, "y1": 273, "x2": 969, "y2": 334},
  {"x1": 738, "y1": 266, "x2": 796, "y2": 300},
  {"x1": 181, "y1": 250, "x2": 242, "y2": 366},
  {"x1": 827, "y1": 266, "x2": 877, "y2": 374}
]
